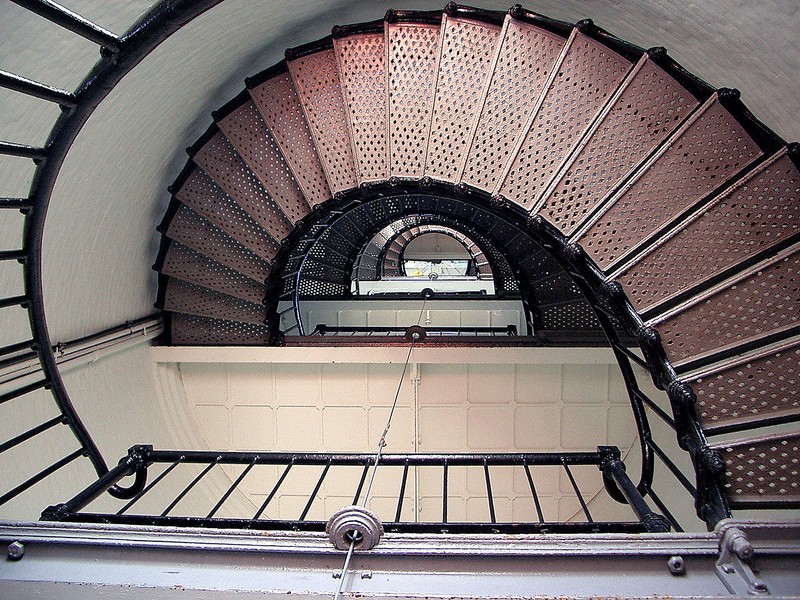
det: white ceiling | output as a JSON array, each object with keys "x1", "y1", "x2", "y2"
[{"x1": 0, "y1": 0, "x2": 797, "y2": 341}]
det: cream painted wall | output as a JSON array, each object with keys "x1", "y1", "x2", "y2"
[{"x1": 169, "y1": 353, "x2": 646, "y2": 525}]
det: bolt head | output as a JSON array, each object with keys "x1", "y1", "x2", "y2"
[
  {"x1": 667, "y1": 555, "x2": 686, "y2": 575},
  {"x1": 7, "y1": 541, "x2": 24, "y2": 560}
]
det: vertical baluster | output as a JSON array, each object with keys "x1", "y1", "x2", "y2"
[
  {"x1": 253, "y1": 462, "x2": 294, "y2": 519},
  {"x1": 394, "y1": 460, "x2": 410, "y2": 523},
  {"x1": 523, "y1": 461, "x2": 545, "y2": 523}
]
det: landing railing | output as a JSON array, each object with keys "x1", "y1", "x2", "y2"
[
  {"x1": 311, "y1": 324, "x2": 517, "y2": 337},
  {"x1": 42, "y1": 445, "x2": 670, "y2": 534}
]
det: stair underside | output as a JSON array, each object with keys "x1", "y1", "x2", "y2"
[{"x1": 154, "y1": 4, "x2": 800, "y2": 510}]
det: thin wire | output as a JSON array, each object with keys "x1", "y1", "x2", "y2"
[{"x1": 333, "y1": 298, "x2": 427, "y2": 600}]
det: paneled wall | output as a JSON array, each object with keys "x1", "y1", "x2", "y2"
[{"x1": 169, "y1": 348, "x2": 653, "y2": 524}]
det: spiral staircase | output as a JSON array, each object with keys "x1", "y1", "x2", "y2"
[
  {"x1": 153, "y1": 3, "x2": 799, "y2": 520},
  {"x1": 1, "y1": 1, "x2": 799, "y2": 596}
]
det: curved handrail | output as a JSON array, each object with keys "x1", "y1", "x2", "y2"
[{"x1": 19, "y1": 0, "x2": 225, "y2": 478}]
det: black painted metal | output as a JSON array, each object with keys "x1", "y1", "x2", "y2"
[
  {"x1": 8, "y1": 0, "x2": 121, "y2": 51},
  {"x1": 601, "y1": 449, "x2": 671, "y2": 532},
  {"x1": 313, "y1": 325, "x2": 516, "y2": 336},
  {"x1": 0, "y1": 141, "x2": 47, "y2": 160},
  {"x1": 0, "y1": 294, "x2": 29, "y2": 309},
  {"x1": 0, "y1": 197, "x2": 34, "y2": 211},
  {"x1": 14, "y1": 0, "x2": 225, "y2": 494},
  {"x1": 0, "y1": 249, "x2": 27, "y2": 262},
  {"x1": 0, "y1": 415, "x2": 63, "y2": 454},
  {"x1": 0, "y1": 448, "x2": 84, "y2": 507},
  {"x1": 0, "y1": 69, "x2": 77, "y2": 108},
  {"x1": 44, "y1": 446, "x2": 653, "y2": 532}
]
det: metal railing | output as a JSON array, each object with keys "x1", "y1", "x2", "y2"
[{"x1": 42, "y1": 445, "x2": 670, "y2": 534}]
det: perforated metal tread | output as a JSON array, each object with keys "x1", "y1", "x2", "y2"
[
  {"x1": 460, "y1": 14, "x2": 566, "y2": 192},
  {"x1": 192, "y1": 131, "x2": 293, "y2": 242},
  {"x1": 387, "y1": 17, "x2": 441, "y2": 179},
  {"x1": 616, "y1": 150, "x2": 800, "y2": 314},
  {"x1": 163, "y1": 279, "x2": 265, "y2": 325},
  {"x1": 423, "y1": 14, "x2": 502, "y2": 182},
  {"x1": 334, "y1": 31, "x2": 388, "y2": 184},
  {"x1": 164, "y1": 205, "x2": 270, "y2": 283},
  {"x1": 649, "y1": 246, "x2": 800, "y2": 368},
  {"x1": 685, "y1": 339, "x2": 800, "y2": 432},
  {"x1": 287, "y1": 48, "x2": 358, "y2": 194},
  {"x1": 170, "y1": 313, "x2": 270, "y2": 345},
  {"x1": 216, "y1": 100, "x2": 312, "y2": 225},
  {"x1": 712, "y1": 432, "x2": 800, "y2": 504},
  {"x1": 161, "y1": 242, "x2": 266, "y2": 305},
  {"x1": 577, "y1": 94, "x2": 764, "y2": 272},
  {"x1": 174, "y1": 167, "x2": 280, "y2": 262},
  {"x1": 248, "y1": 70, "x2": 332, "y2": 206},
  {"x1": 498, "y1": 31, "x2": 632, "y2": 209},
  {"x1": 539, "y1": 54, "x2": 700, "y2": 235}
]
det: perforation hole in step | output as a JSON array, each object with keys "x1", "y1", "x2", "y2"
[
  {"x1": 174, "y1": 169, "x2": 280, "y2": 262},
  {"x1": 720, "y1": 436, "x2": 800, "y2": 498},
  {"x1": 165, "y1": 206, "x2": 270, "y2": 283},
  {"x1": 162, "y1": 243, "x2": 266, "y2": 304},
  {"x1": 620, "y1": 155, "x2": 800, "y2": 310},
  {"x1": 195, "y1": 133, "x2": 292, "y2": 241},
  {"x1": 425, "y1": 18, "x2": 500, "y2": 182},
  {"x1": 164, "y1": 279, "x2": 266, "y2": 325},
  {"x1": 170, "y1": 313, "x2": 270, "y2": 345},
  {"x1": 656, "y1": 252, "x2": 800, "y2": 363},
  {"x1": 690, "y1": 347, "x2": 800, "y2": 426}
]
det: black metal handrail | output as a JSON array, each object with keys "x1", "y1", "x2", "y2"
[
  {"x1": 311, "y1": 324, "x2": 517, "y2": 337},
  {"x1": 0, "y1": 0, "x2": 226, "y2": 507},
  {"x1": 42, "y1": 445, "x2": 669, "y2": 534}
]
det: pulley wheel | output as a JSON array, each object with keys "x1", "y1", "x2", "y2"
[
  {"x1": 405, "y1": 325, "x2": 427, "y2": 342},
  {"x1": 326, "y1": 505, "x2": 384, "y2": 551}
]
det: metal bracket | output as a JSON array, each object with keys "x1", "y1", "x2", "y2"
[{"x1": 715, "y1": 526, "x2": 769, "y2": 595}]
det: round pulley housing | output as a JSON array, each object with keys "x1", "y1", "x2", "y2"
[
  {"x1": 326, "y1": 505, "x2": 384, "y2": 551},
  {"x1": 405, "y1": 325, "x2": 426, "y2": 342}
]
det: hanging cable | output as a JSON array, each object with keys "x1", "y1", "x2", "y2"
[{"x1": 330, "y1": 298, "x2": 428, "y2": 600}]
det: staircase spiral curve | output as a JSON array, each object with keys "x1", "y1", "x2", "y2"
[{"x1": 154, "y1": 4, "x2": 800, "y2": 517}]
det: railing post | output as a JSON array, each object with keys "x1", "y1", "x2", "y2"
[
  {"x1": 41, "y1": 444, "x2": 151, "y2": 521},
  {"x1": 600, "y1": 446, "x2": 670, "y2": 533}
]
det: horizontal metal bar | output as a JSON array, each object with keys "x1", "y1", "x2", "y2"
[
  {"x1": 705, "y1": 411, "x2": 800, "y2": 437},
  {"x1": 9, "y1": 0, "x2": 120, "y2": 50},
  {"x1": 0, "y1": 378, "x2": 49, "y2": 405},
  {"x1": 0, "y1": 197, "x2": 34, "y2": 211},
  {"x1": 0, "y1": 339, "x2": 35, "y2": 358},
  {"x1": 0, "y1": 141, "x2": 47, "y2": 160},
  {"x1": 0, "y1": 414, "x2": 62, "y2": 454},
  {"x1": 0, "y1": 69, "x2": 77, "y2": 107},
  {"x1": 147, "y1": 450, "x2": 608, "y2": 467},
  {"x1": 0, "y1": 448, "x2": 83, "y2": 506},
  {"x1": 728, "y1": 499, "x2": 800, "y2": 510},
  {"x1": 637, "y1": 389, "x2": 675, "y2": 429},
  {"x1": 650, "y1": 439, "x2": 697, "y2": 497},
  {"x1": 0, "y1": 249, "x2": 27, "y2": 261},
  {"x1": 0, "y1": 294, "x2": 29, "y2": 309},
  {"x1": 56, "y1": 512, "x2": 645, "y2": 534}
]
